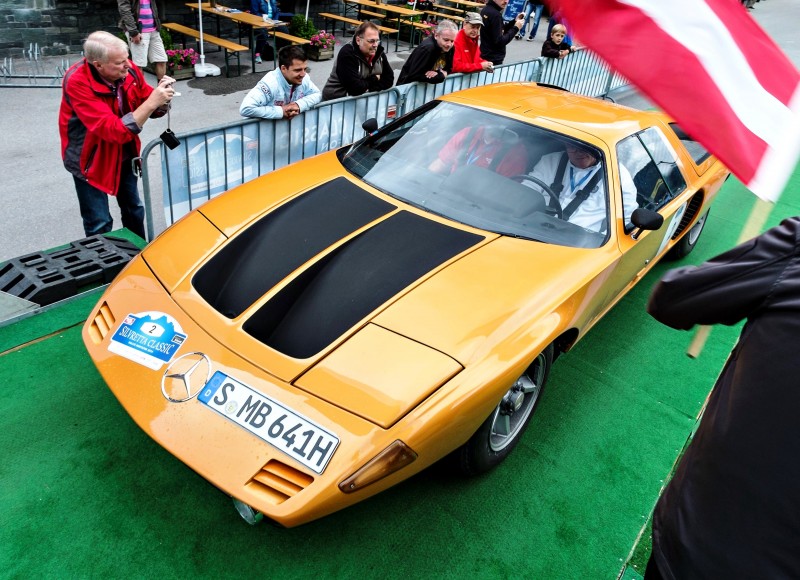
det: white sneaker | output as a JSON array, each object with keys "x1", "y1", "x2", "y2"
[
  {"x1": 526, "y1": 37, "x2": 533, "y2": 42},
  {"x1": 515, "y1": 34, "x2": 522, "y2": 40},
  {"x1": 255, "y1": 54, "x2": 262, "y2": 64}
]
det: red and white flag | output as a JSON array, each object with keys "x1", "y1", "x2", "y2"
[{"x1": 552, "y1": 0, "x2": 800, "y2": 202}]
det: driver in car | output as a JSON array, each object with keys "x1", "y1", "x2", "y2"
[
  {"x1": 522, "y1": 144, "x2": 638, "y2": 233},
  {"x1": 428, "y1": 125, "x2": 528, "y2": 178}
]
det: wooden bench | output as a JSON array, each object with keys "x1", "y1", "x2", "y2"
[
  {"x1": 431, "y1": 3, "x2": 466, "y2": 15},
  {"x1": 359, "y1": 9, "x2": 388, "y2": 19},
  {"x1": 423, "y1": 10, "x2": 464, "y2": 23},
  {"x1": 268, "y1": 30, "x2": 312, "y2": 66},
  {"x1": 399, "y1": 19, "x2": 434, "y2": 47},
  {"x1": 162, "y1": 22, "x2": 248, "y2": 77},
  {"x1": 269, "y1": 30, "x2": 312, "y2": 46},
  {"x1": 318, "y1": 12, "x2": 399, "y2": 51},
  {"x1": 319, "y1": 11, "x2": 363, "y2": 36}
]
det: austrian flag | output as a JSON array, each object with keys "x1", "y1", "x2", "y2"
[{"x1": 553, "y1": 0, "x2": 800, "y2": 202}]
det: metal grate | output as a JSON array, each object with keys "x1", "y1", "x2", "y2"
[
  {"x1": 672, "y1": 193, "x2": 704, "y2": 239},
  {"x1": 246, "y1": 459, "x2": 314, "y2": 505},
  {"x1": 87, "y1": 302, "x2": 115, "y2": 344}
]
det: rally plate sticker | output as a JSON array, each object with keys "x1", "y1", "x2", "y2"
[
  {"x1": 198, "y1": 371, "x2": 339, "y2": 475},
  {"x1": 108, "y1": 312, "x2": 187, "y2": 370}
]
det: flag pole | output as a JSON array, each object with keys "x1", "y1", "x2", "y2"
[
  {"x1": 194, "y1": 1, "x2": 221, "y2": 77},
  {"x1": 686, "y1": 197, "x2": 774, "y2": 358}
]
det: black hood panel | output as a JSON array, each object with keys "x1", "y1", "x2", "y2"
[
  {"x1": 193, "y1": 177, "x2": 395, "y2": 318},
  {"x1": 244, "y1": 211, "x2": 484, "y2": 359}
]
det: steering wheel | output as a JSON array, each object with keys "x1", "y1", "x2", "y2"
[{"x1": 511, "y1": 174, "x2": 564, "y2": 219}]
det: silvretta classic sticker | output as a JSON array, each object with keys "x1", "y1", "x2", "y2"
[{"x1": 108, "y1": 311, "x2": 187, "y2": 370}]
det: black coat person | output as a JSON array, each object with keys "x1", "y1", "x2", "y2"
[
  {"x1": 396, "y1": 25, "x2": 456, "y2": 86},
  {"x1": 479, "y1": 0, "x2": 523, "y2": 65},
  {"x1": 645, "y1": 216, "x2": 800, "y2": 579},
  {"x1": 321, "y1": 23, "x2": 394, "y2": 101}
]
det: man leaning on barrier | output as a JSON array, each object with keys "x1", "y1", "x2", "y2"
[
  {"x1": 240, "y1": 46, "x2": 321, "y2": 120},
  {"x1": 322, "y1": 21, "x2": 394, "y2": 101},
  {"x1": 59, "y1": 31, "x2": 175, "y2": 240},
  {"x1": 452, "y1": 12, "x2": 494, "y2": 74},
  {"x1": 396, "y1": 20, "x2": 457, "y2": 86}
]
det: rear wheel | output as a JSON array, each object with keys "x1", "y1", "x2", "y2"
[
  {"x1": 456, "y1": 345, "x2": 554, "y2": 475},
  {"x1": 667, "y1": 209, "x2": 709, "y2": 260}
]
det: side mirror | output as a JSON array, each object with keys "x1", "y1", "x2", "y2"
[
  {"x1": 344, "y1": 118, "x2": 380, "y2": 158},
  {"x1": 362, "y1": 118, "x2": 379, "y2": 136},
  {"x1": 629, "y1": 208, "x2": 663, "y2": 240}
]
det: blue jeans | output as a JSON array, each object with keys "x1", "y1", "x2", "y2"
[
  {"x1": 74, "y1": 159, "x2": 145, "y2": 239},
  {"x1": 519, "y1": 2, "x2": 544, "y2": 39}
]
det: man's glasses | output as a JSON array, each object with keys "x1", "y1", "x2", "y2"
[{"x1": 359, "y1": 37, "x2": 379, "y2": 44}]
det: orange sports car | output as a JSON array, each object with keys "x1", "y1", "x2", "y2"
[{"x1": 83, "y1": 83, "x2": 729, "y2": 527}]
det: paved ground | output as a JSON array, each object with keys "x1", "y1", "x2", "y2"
[{"x1": 0, "y1": 0, "x2": 795, "y2": 263}]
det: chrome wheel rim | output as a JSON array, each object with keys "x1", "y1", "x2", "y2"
[
  {"x1": 488, "y1": 352, "x2": 546, "y2": 452},
  {"x1": 686, "y1": 212, "x2": 708, "y2": 245}
]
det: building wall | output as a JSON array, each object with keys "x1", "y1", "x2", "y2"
[{"x1": 0, "y1": 0, "x2": 308, "y2": 58}]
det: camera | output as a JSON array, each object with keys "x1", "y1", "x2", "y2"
[{"x1": 160, "y1": 128, "x2": 180, "y2": 150}]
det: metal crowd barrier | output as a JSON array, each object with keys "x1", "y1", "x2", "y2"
[
  {"x1": 141, "y1": 48, "x2": 629, "y2": 239},
  {"x1": 140, "y1": 88, "x2": 403, "y2": 239},
  {"x1": 398, "y1": 58, "x2": 542, "y2": 112},
  {"x1": 535, "y1": 46, "x2": 627, "y2": 98}
]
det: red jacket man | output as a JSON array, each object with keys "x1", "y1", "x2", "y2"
[
  {"x1": 452, "y1": 12, "x2": 494, "y2": 74},
  {"x1": 59, "y1": 31, "x2": 174, "y2": 239}
]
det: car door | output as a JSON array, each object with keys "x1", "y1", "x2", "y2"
[{"x1": 603, "y1": 126, "x2": 692, "y2": 301}]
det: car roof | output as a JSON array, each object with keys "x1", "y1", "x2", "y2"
[{"x1": 440, "y1": 82, "x2": 669, "y2": 145}]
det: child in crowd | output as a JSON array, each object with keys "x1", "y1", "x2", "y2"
[{"x1": 541, "y1": 23, "x2": 574, "y2": 59}]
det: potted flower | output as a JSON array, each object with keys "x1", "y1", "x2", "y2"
[
  {"x1": 165, "y1": 47, "x2": 199, "y2": 80},
  {"x1": 307, "y1": 30, "x2": 336, "y2": 61}
]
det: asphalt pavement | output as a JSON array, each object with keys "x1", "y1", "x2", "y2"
[{"x1": 0, "y1": 0, "x2": 795, "y2": 263}]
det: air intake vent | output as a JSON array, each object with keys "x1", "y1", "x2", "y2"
[
  {"x1": 246, "y1": 460, "x2": 314, "y2": 505},
  {"x1": 87, "y1": 302, "x2": 115, "y2": 344},
  {"x1": 672, "y1": 193, "x2": 704, "y2": 239}
]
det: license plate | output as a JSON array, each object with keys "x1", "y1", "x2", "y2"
[{"x1": 198, "y1": 371, "x2": 339, "y2": 474}]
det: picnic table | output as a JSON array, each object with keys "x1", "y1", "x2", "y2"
[
  {"x1": 345, "y1": 0, "x2": 428, "y2": 49},
  {"x1": 185, "y1": 2, "x2": 276, "y2": 71}
]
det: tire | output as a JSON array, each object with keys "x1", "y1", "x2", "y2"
[
  {"x1": 455, "y1": 344, "x2": 554, "y2": 475},
  {"x1": 666, "y1": 209, "x2": 709, "y2": 260}
]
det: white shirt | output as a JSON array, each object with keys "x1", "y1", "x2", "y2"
[
  {"x1": 525, "y1": 151, "x2": 638, "y2": 233},
  {"x1": 239, "y1": 69, "x2": 321, "y2": 120}
]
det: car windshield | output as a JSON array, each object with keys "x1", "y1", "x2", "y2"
[{"x1": 340, "y1": 101, "x2": 608, "y2": 249}]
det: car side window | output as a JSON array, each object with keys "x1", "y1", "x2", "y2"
[
  {"x1": 668, "y1": 122, "x2": 711, "y2": 165},
  {"x1": 617, "y1": 128, "x2": 686, "y2": 222},
  {"x1": 639, "y1": 127, "x2": 687, "y2": 196}
]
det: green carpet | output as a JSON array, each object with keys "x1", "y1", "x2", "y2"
[{"x1": 1, "y1": 180, "x2": 796, "y2": 578}]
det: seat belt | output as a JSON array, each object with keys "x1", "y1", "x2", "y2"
[
  {"x1": 550, "y1": 152, "x2": 568, "y2": 195},
  {"x1": 563, "y1": 166, "x2": 603, "y2": 220},
  {"x1": 456, "y1": 126, "x2": 481, "y2": 169},
  {"x1": 489, "y1": 141, "x2": 515, "y2": 172}
]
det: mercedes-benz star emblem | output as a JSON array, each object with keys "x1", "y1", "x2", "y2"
[{"x1": 161, "y1": 352, "x2": 212, "y2": 403}]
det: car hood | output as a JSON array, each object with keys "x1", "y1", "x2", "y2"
[{"x1": 145, "y1": 161, "x2": 609, "y2": 427}]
